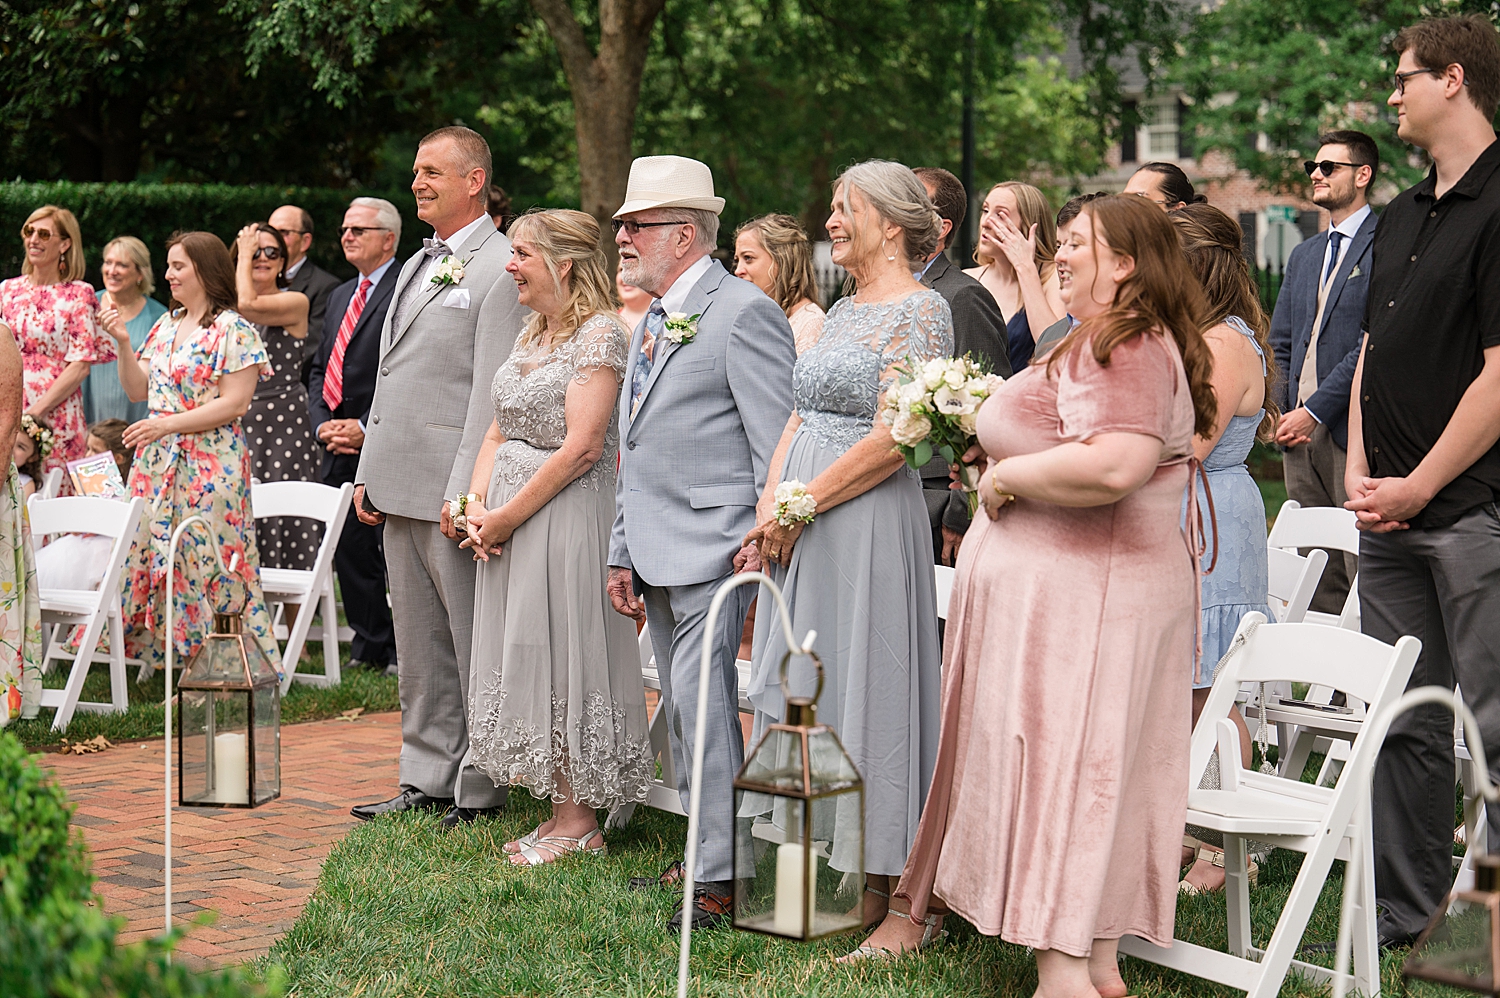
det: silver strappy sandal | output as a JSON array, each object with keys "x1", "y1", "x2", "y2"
[
  {"x1": 503, "y1": 824, "x2": 546, "y2": 855},
  {"x1": 836, "y1": 906, "x2": 947, "y2": 963},
  {"x1": 510, "y1": 829, "x2": 607, "y2": 867}
]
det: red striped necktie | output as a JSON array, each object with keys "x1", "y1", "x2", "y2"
[{"x1": 323, "y1": 277, "x2": 371, "y2": 411}]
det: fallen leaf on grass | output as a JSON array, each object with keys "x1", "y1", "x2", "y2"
[
  {"x1": 339, "y1": 708, "x2": 365, "y2": 721},
  {"x1": 58, "y1": 735, "x2": 113, "y2": 755}
]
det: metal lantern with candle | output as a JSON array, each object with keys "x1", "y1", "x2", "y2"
[
  {"x1": 1403, "y1": 854, "x2": 1500, "y2": 995},
  {"x1": 732, "y1": 648, "x2": 863, "y2": 941},
  {"x1": 177, "y1": 609, "x2": 281, "y2": 807}
]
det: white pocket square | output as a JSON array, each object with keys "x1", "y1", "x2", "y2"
[
  {"x1": 1348, "y1": 265, "x2": 1361, "y2": 279},
  {"x1": 442, "y1": 288, "x2": 471, "y2": 309}
]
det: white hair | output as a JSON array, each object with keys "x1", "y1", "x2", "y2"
[
  {"x1": 350, "y1": 196, "x2": 402, "y2": 243},
  {"x1": 835, "y1": 160, "x2": 943, "y2": 265},
  {"x1": 671, "y1": 207, "x2": 719, "y2": 252}
]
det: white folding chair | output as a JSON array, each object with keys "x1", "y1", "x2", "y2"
[
  {"x1": 1266, "y1": 545, "x2": 1327, "y2": 623},
  {"x1": 934, "y1": 564, "x2": 955, "y2": 621},
  {"x1": 29, "y1": 495, "x2": 145, "y2": 731},
  {"x1": 249, "y1": 481, "x2": 353, "y2": 695},
  {"x1": 1267, "y1": 499, "x2": 1361, "y2": 630},
  {"x1": 1120, "y1": 613, "x2": 1420, "y2": 998},
  {"x1": 39, "y1": 467, "x2": 64, "y2": 500}
]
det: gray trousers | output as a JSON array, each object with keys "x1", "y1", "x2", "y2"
[
  {"x1": 1283, "y1": 424, "x2": 1358, "y2": 614},
  {"x1": 384, "y1": 515, "x2": 507, "y2": 809},
  {"x1": 1363, "y1": 503, "x2": 1500, "y2": 938},
  {"x1": 640, "y1": 570, "x2": 753, "y2": 883}
]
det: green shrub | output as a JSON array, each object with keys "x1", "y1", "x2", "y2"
[
  {"x1": 0, "y1": 730, "x2": 283, "y2": 996},
  {"x1": 0, "y1": 182, "x2": 427, "y2": 297}
]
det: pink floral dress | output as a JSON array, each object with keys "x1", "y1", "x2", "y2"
[
  {"x1": 121, "y1": 308, "x2": 282, "y2": 674},
  {"x1": 0, "y1": 277, "x2": 116, "y2": 478}
]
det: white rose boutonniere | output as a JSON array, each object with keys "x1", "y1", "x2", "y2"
[
  {"x1": 430, "y1": 255, "x2": 469, "y2": 288},
  {"x1": 774, "y1": 480, "x2": 817, "y2": 527},
  {"x1": 662, "y1": 312, "x2": 701, "y2": 344}
]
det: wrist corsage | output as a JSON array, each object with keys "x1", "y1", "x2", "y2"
[
  {"x1": 449, "y1": 492, "x2": 477, "y2": 532},
  {"x1": 773, "y1": 480, "x2": 817, "y2": 527}
]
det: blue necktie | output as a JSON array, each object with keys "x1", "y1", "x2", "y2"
[
  {"x1": 1323, "y1": 230, "x2": 1344, "y2": 286},
  {"x1": 630, "y1": 301, "x2": 666, "y2": 415}
]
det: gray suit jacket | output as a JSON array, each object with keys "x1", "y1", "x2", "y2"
[
  {"x1": 609, "y1": 260, "x2": 796, "y2": 587},
  {"x1": 355, "y1": 219, "x2": 526, "y2": 521},
  {"x1": 1267, "y1": 210, "x2": 1377, "y2": 450}
]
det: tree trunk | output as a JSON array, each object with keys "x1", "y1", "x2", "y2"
[{"x1": 528, "y1": 0, "x2": 666, "y2": 265}]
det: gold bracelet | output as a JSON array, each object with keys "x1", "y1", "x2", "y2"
[{"x1": 989, "y1": 465, "x2": 1017, "y2": 504}]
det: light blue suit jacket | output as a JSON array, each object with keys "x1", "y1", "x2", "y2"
[{"x1": 609, "y1": 260, "x2": 797, "y2": 588}]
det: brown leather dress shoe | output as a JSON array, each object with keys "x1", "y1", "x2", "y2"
[{"x1": 668, "y1": 884, "x2": 734, "y2": 932}]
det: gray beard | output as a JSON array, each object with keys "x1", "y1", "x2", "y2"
[{"x1": 620, "y1": 254, "x2": 671, "y2": 300}]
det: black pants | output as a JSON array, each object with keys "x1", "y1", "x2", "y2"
[
  {"x1": 333, "y1": 503, "x2": 396, "y2": 666},
  {"x1": 1363, "y1": 502, "x2": 1500, "y2": 938}
]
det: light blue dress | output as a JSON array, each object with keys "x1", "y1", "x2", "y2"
[
  {"x1": 1194, "y1": 314, "x2": 1270, "y2": 687},
  {"x1": 82, "y1": 296, "x2": 165, "y2": 424},
  {"x1": 745, "y1": 289, "x2": 950, "y2": 877}
]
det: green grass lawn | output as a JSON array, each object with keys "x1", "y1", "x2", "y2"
[
  {"x1": 262, "y1": 784, "x2": 1423, "y2": 998},
  {"x1": 8, "y1": 642, "x2": 398, "y2": 751}
]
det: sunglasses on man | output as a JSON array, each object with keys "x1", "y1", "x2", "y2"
[
  {"x1": 1304, "y1": 160, "x2": 1362, "y2": 178},
  {"x1": 610, "y1": 219, "x2": 687, "y2": 236},
  {"x1": 339, "y1": 225, "x2": 390, "y2": 239}
]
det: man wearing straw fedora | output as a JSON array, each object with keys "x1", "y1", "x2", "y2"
[{"x1": 607, "y1": 155, "x2": 797, "y2": 931}]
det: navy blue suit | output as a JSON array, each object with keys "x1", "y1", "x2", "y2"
[
  {"x1": 1268, "y1": 210, "x2": 1378, "y2": 450},
  {"x1": 307, "y1": 263, "x2": 400, "y2": 666}
]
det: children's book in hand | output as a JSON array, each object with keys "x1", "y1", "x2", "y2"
[{"x1": 66, "y1": 454, "x2": 127, "y2": 500}]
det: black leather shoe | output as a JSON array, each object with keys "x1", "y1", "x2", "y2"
[
  {"x1": 346, "y1": 659, "x2": 389, "y2": 673},
  {"x1": 439, "y1": 805, "x2": 504, "y2": 830},
  {"x1": 630, "y1": 860, "x2": 686, "y2": 893},
  {"x1": 349, "y1": 789, "x2": 453, "y2": 821},
  {"x1": 668, "y1": 884, "x2": 734, "y2": 932}
]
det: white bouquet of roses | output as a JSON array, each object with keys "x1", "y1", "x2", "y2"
[{"x1": 880, "y1": 354, "x2": 1003, "y2": 516}]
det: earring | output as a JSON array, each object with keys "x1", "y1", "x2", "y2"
[{"x1": 882, "y1": 238, "x2": 896, "y2": 263}]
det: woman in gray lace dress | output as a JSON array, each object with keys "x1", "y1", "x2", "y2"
[
  {"x1": 460, "y1": 210, "x2": 651, "y2": 866},
  {"x1": 746, "y1": 161, "x2": 951, "y2": 923}
]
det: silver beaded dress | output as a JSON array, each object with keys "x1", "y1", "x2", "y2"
[
  {"x1": 745, "y1": 289, "x2": 951, "y2": 876},
  {"x1": 467, "y1": 314, "x2": 652, "y2": 808}
]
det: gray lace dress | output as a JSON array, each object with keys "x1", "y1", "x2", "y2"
[
  {"x1": 745, "y1": 289, "x2": 951, "y2": 877},
  {"x1": 466, "y1": 314, "x2": 652, "y2": 808}
]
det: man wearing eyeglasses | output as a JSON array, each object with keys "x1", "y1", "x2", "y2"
[
  {"x1": 1268, "y1": 130, "x2": 1379, "y2": 615},
  {"x1": 307, "y1": 197, "x2": 403, "y2": 677},
  {"x1": 270, "y1": 204, "x2": 342, "y2": 385},
  {"x1": 1345, "y1": 14, "x2": 1500, "y2": 948}
]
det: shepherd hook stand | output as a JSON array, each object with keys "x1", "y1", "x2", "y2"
[
  {"x1": 676, "y1": 571, "x2": 815, "y2": 998},
  {"x1": 1331, "y1": 686, "x2": 1499, "y2": 998},
  {"x1": 161, "y1": 516, "x2": 239, "y2": 945}
]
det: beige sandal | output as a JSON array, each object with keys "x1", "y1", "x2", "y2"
[
  {"x1": 503, "y1": 823, "x2": 547, "y2": 855},
  {"x1": 1179, "y1": 845, "x2": 1258, "y2": 895},
  {"x1": 510, "y1": 828, "x2": 606, "y2": 867},
  {"x1": 836, "y1": 907, "x2": 947, "y2": 963}
]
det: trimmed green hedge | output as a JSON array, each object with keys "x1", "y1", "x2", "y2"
[
  {"x1": 0, "y1": 183, "x2": 428, "y2": 300},
  {"x1": 0, "y1": 730, "x2": 283, "y2": 996}
]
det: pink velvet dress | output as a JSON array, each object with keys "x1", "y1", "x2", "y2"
[{"x1": 896, "y1": 328, "x2": 1199, "y2": 956}]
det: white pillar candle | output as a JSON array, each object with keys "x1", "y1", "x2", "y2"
[
  {"x1": 773, "y1": 841, "x2": 816, "y2": 935},
  {"x1": 213, "y1": 731, "x2": 248, "y2": 803}
]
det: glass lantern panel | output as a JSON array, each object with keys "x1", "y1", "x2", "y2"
[
  {"x1": 734, "y1": 789, "x2": 865, "y2": 940},
  {"x1": 182, "y1": 634, "x2": 251, "y2": 686},
  {"x1": 806, "y1": 729, "x2": 860, "y2": 794},
  {"x1": 241, "y1": 632, "x2": 281, "y2": 685},
  {"x1": 1404, "y1": 892, "x2": 1496, "y2": 996},
  {"x1": 180, "y1": 689, "x2": 252, "y2": 806},
  {"x1": 252, "y1": 684, "x2": 281, "y2": 805},
  {"x1": 740, "y1": 727, "x2": 806, "y2": 793}
]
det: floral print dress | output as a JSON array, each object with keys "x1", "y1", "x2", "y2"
[
  {"x1": 0, "y1": 464, "x2": 42, "y2": 724},
  {"x1": 121, "y1": 308, "x2": 283, "y2": 675},
  {"x1": 0, "y1": 277, "x2": 116, "y2": 478}
]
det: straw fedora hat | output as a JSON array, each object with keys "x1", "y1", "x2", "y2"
[{"x1": 614, "y1": 155, "x2": 725, "y2": 218}]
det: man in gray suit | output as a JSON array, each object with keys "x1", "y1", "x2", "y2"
[
  {"x1": 912, "y1": 167, "x2": 1011, "y2": 566},
  {"x1": 349, "y1": 126, "x2": 526, "y2": 828},
  {"x1": 605, "y1": 155, "x2": 796, "y2": 931},
  {"x1": 1269, "y1": 130, "x2": 1379, "y2": 612}
]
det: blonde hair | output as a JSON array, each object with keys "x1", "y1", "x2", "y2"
[
  {"x1": 21, "y1": 206, "x2": 86, "y2": 282},
  {"x1": 101, "y1": 236, "x2": 155, "y2": 296},
  {"x1": 975, "y1": 181, "x2": 1058, "y2": 281},
  {"x1": 733, "y1": 214, "x2": 820, "y2": 314},
  {"x1": 507, "y1": 209, "x2": 625, "y2": 349},
  {"x1": 834, "y1": 160, "x2": 944, "y2": 272}
]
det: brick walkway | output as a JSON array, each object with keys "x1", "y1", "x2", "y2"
[{"x1": 45, "y1": 711, "x2": 402, "y2": 966}]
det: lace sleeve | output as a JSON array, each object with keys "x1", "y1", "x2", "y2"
[
  {"x1": 879, "y1": 290, "x2": 955, "y2": 388},
  {"x1": 566, "y1": 314, "x2": 628, "y2": 385}
]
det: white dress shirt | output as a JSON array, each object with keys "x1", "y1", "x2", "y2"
[
  {"x1": 421, "y1": 214, "x2": 495, "y2": 286},
  {"x1": 1317, "y1": 203, "x2": 1371, "y2": 283},
  {"x1": 656, "y1": 253, "x2": 715, "y2": 315},
  {"x1": 360, "y1": 256, "x2": 396, "y2": 287},
  {"x1": 285, "y1": 256, "x2": 307, "y2": 281}
]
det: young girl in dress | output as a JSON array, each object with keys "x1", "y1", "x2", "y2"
[
  {"x1": 33, "y1": 419, "x2": 134, "y2": 591},
  {"x1": 13, "y1": 414, "x2": 50, "y2": 503}
]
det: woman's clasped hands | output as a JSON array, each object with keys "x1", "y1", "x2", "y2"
[
  {"x1": 460, "y1": 500, "x2": 512, "y2": 562},
  {"x1": 744, "y1": 517, "x2": 805, "y2": 569}
]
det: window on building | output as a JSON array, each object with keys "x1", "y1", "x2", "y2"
[
  {"x1": 1144, "y1": 98, "x2": 1180, "y2": 160},
  {"x1": 1120, "y1": 101, "x2": 1138, "y2": 163}
]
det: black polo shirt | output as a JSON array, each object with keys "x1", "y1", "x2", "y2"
[{"x1": 1362, "y1": 138, "x2": 1500, "y2": 529}]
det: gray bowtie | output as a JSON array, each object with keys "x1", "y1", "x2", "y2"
[{"x1": 422, "y1": 237, "x2": 452, "y2": 258}]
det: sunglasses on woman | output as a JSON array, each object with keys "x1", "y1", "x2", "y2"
[
  {"x1": 251, "y1": 246, "x2": 283, "y2": 261},
  {"x1": 21, "y1": 225, "x2": 56, "y2": 241}
]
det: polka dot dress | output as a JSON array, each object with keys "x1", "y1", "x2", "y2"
[{"x1": 246, "y1": 325, "x2": 322, "y2": 571}]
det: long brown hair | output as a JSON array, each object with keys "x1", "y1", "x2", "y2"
[
  {"x1": 1048, "y1": 194, "x2": 1217, "y2": 437},
  {"x1": 164, "y1": 231, "x2": 238, "y2": 319},
  {"x1": 733, "y1": 214, "x2": 821, "y2": 314},
  {"x1": 1169, "y1": 203, "x2": 1280, "y2": 441}
]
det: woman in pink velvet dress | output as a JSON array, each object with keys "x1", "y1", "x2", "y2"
[{"x1": 846, "y1": 195, "x2": 1218, "y2": 998}]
